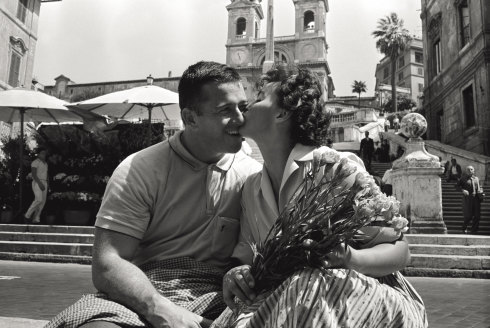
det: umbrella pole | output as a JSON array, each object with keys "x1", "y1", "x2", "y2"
[
  {"x1": 147, "y1": 106, "x2": 153, "y2": 147},
  {"x1": 19, "y1": 109, "x2": 25, "y2": 220}
]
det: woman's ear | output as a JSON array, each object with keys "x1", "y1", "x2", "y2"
[
  {"x1": 181, "y1": 108, "x2": 197, "y2": 127},
  {"x1": 275, "y1": 108, "x2": 293, "y2": 122}
]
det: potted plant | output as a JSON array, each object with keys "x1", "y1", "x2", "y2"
[{"x1": 50, "y1": 191, "x2": 101, "y2": 225}]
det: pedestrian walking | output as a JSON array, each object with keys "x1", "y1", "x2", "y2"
[
  {"x1": 393, "y1": 115, "x2": 400, "y2": 132},
  {"x1": 447, "y1": 158, "x2": 462, "y2": 182},
  {"x1": 360, "y1": 131, "x2": 374, "y2": 171},
  {"x1": 384, "y1": 119, "x2": 390, "y2": 132},
  {"x1": 458, "y1": 166, "x2": 484, "y2": 234},
  {"x1": 24, "y1": 148, "x2": 48, "y2": 224}
]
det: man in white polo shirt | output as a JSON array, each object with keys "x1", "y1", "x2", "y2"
[{"x1": 47, "y1": 61, "x2": 261, "y2": 328}]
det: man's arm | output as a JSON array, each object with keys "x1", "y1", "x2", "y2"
[{"x1": 92, "y1": 227, "x2": 212, "y2": 328}]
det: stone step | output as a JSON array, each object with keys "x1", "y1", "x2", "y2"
[
  {"x1": 0, "y1": 231, "x2": 94, "y2": 244},
  {"x1": 406, "y1": 234, "x2": 490, "y2": 245},
  {"x1": 401, "y1": 267, "x2": 490, "y2": 279},
  {"x1": 407, "y1": 254, "x2": 490, "y2": 270},
  {"x1": 0, "y1": 224, "x2": 95, "y2": 234},
  {"x1": 409, "y1": 244, "x2": 490, "y2": 256},
  {"x1": 0, "y1": 241, "x2": 92, "y2": 256},
  {"x1": 0, "y1": 251, "x2": 92, "y2": 264}
]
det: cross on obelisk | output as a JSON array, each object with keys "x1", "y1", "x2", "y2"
[{"x1": 262, "y1": 0, "x2": 274, "y2": 73}]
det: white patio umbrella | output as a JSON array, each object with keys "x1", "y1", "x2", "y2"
[
  {"x1": 68, "y1": 85, "x2": 180, "y2": 146},
  {"x1": 0, "y1": 88, "x2": 83, "y2": 215}
]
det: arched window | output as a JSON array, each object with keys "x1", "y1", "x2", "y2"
[
  {"x1": 260, "y1": 51, "x2": 288, "y2": 66},
  {"x1": 236, "y1": 17, "x2": 247, "y2": 38},
  {"x1": 304, "y1": 11, "x2": 315, "y2": 32}
]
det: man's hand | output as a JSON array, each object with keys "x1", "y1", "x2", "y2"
[
  {"x1": 462, "y1": 190, "x2": 469, "y2": 196},
  {"x1": 223, "y1": 265, "x2": 256, "y2": 312},
  {"x1": 147, "y1": 302, "x2": 213, "y2": 328}
]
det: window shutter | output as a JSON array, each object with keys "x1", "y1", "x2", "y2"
[{"x1": 8, "y1": 53, "x2": 22, "y2": 87}]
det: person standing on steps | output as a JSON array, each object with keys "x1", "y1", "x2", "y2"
[
  {"x1": 24, "y1": 148, "x2": 48, "y2": 224},
  {"x1": 458, "y1": 166, "x2": 484, "y2": 234},
  {"x1": 359, "y1": 131, "x2": 374, "y2": 171}
]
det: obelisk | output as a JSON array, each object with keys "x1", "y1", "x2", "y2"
[{"x1": 263, "y1": 0, "x2": 274, "y2": 73}]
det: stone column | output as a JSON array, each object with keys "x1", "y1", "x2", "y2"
[{"x1": 391, "y1": 113, "x2": 447, "y2": 234}]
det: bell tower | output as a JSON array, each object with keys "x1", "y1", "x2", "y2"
[
  {"x1": 226, "y1": 0, "x2": 264, "y2": 67},
  {"x1": 293, "y1": 0, "x2": 328, "y2": 38}
]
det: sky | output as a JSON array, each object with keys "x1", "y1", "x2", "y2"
[{"x1": 33, "y1": 0, "x2": 422, "y2": 97}]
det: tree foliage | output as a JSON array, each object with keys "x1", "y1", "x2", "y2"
[
  {"x1": 383, "y1": 95, "x2": 417, "y2": 113},
  {"x1": 372, "y1": 13, "x2": 412, "y2": 113},
  {"x1": 352, "y1": 80, "x2": 367, "y2": 108}
]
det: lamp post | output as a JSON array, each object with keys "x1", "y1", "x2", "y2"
[
  {"x1": 146, "y1": 74, "x2": 154, "y2": 146},
  {"x1": 146, "y1": 74, "x2": 154, "y2": 86}
]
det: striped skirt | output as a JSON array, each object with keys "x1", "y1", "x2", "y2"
[{"x1": 211, "y1": 269, "x2": 428, "y2": 328}]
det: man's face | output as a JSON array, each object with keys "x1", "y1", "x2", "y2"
[
  {"x1": 192, "y1": 82, "x2": 248, "y2": 157},
  {"x1": 467, "y1": 167, "x2": 475, "y2": 176},
  {"x1": 38, "y1": 150, "x2": 47, "y2": 161},
  {"x1": 365, "y1": 132, "x2": 369, "y2": 138}
]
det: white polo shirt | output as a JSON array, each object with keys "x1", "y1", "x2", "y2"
[{"x1": 96, "y1": 131, "x2": 262, "y2": 270}]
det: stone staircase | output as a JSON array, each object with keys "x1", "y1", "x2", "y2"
[
  {"x1": 371, "y1": 162, "x2": 490, "y2": 235},
  {"x1": 441, "y1": 180, "x2": 490, "y2": 234},
  {"x1": 0, "y1": 224, "x2": 93, "y2": 264},
  {"x1": 403, "y1": 234, "x2": 490, "y2": 278},
  {"x1": 0, "y1": 224, "x2": 489, "y2": 279}
]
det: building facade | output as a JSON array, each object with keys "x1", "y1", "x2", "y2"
[
  {"x1": 225, "y1": 0, "x2": 333, "y2": 100},
  {"x1": 0, "y1": 0, "x2": 60, "y2": 91},
  {"x1": 421, "y1": 0, "x2": 490, "y2": 156},
  {"x1": 0, "y1": 0, "x2": 60, "y2": 139},
  {"x1": 374, "y1": 37, "x2": 425, "y2": 108}
]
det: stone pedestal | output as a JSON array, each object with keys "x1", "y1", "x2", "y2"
[{"x1": 391, "y1": 113, "x2": 447, "y2": 234}]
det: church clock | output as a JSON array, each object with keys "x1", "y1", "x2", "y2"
[{"x1": 231, "y1": 49, "x2": 247, "y2": 65}]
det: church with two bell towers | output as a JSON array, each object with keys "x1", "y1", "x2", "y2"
[{"x1": 225, "y1": 0, "x2": 334, "y2": 100}]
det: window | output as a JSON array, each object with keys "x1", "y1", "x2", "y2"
[
  {"x1": 398, "y1": 71, "x2": 404, "y2": 82},
  {"x1": 415, "y1": 51, "x2": 423, "y2": 63},
  {"x1": 417, "y1": 67, "x2": 424, "y2": 75},
  {"x1": 458, "y1": 0, "x2": 470, "y2": 47},
  {"x1": 338, "y1": 127, "x2": 344, "y2": 142},
  {"x1": 8, "y1": 52, "x2": 22, "y2": 87},
  {"x1": 236, "y1": 17, "x2": 246, "y2": 39},
  {"x1": 398, "y1": 56, "x2": 405, "y2": 69},
  {"x1": 383, "y1": 67, "x2": 389, "y2": 79},
  {"x1": 433, "y1": 40, "x2": 442, "y2": 75},
  {"x1": 304, "y1": 11, "x2": 315, "y2": 32},
  {"x1": 462, "y1": 84, "x2": 475, "y2": 128},
  {"x1": 418, "y1": 83, "x2": 424, "y2": 93},
  {"x1": 255, "y1": 22, "x2": 259, "y2": 39},
  {"x1": 17, "y1": 0, "x2": 28, "y2": 23}
]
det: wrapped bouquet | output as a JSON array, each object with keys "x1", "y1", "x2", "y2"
[{"x1": 249, "y1": 150, "x2": 408, "y2": 292}]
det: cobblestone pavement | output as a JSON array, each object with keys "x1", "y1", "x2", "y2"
[{"x1": 0, "y1": 261, "x2": 489, "y2": 327}]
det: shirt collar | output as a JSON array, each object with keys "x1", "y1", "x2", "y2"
[{"x1": 169, "y1": 131, "x2": 235, "y2": 171}]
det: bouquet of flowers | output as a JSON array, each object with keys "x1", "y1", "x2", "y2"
[{"x1": 249, "y1": 151, "x2": 407, "y2": 292}]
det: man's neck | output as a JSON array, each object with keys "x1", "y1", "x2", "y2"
[{"x1": 180, "y1": 132, "x2": 224, "y2": 164}]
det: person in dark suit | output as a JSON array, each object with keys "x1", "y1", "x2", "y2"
[
  {"x1": 447, "y1": 158, "x2": 462, "y2": 182},
  {"x1": 458, "y1": 166, "x2": 483, "y2": 234},
  {"x1": 360, "y1": 131, "x2": 375, "y2": 170}
]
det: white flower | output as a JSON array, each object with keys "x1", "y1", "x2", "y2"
[{"x1": 389, "y1": 215, "x2": 409, "y2": 232}]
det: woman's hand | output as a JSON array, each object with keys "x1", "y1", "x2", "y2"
[
  {"x1": 222, "y1": 265, "x2": 256, "y2": 313},
  {"x1": 322, "y1": 243, "x2": 352, "y2": 269}
]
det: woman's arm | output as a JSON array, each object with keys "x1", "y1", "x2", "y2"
[{"x1": 345, "y1": 236, "x2": 410, "y2": 277}]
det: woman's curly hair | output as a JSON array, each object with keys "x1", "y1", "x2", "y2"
[{"x1": 261, "y1": 66, "x2": 331, "y2": 146}]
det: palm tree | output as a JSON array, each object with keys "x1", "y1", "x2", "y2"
[
  {"x1": 372, "y1": 13, "x2": 412, "y2": 113},
  {"x1": 352, "y1": 80, "x2": 367, "y2": 109}
]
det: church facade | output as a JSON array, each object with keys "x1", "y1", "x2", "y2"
[{"x1": 225, "y1": 0, "x2": 334, "y2": 100}]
